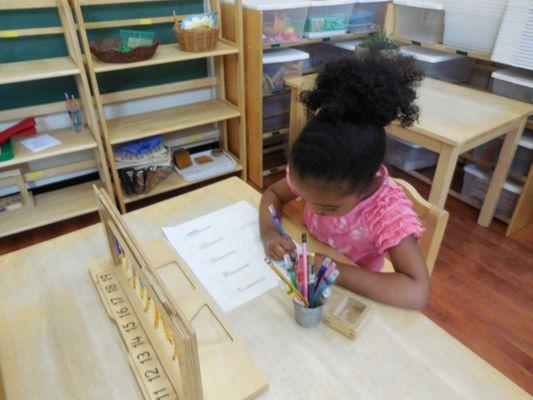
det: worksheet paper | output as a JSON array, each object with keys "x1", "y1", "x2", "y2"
[
  {"x1": 20, "y1": 134, "x2": 61, "y2": 153},
  {"x1": 163, "y1": 201, "x2": 281, "y2": 313}
]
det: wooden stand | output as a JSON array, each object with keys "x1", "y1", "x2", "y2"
[
  {"x1": 90, "y1": 186, "x2": 268, "y2": 400},
  {"x1": 0, "y1": 0, "x2": 113, "y2": 238},
  {"x1": 0, "y1": 169, "x2": 34, "y2": 210},
  {"x1": 323, "y1": 287, "x2": 372, "y2": 340},
  {"x1": 73, "y1": 0, "x2": 247, "y2": 213}
]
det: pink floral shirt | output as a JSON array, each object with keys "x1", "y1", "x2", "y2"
[{"x1": 286, "y1": 165, "x2": 424, "y2": 271}]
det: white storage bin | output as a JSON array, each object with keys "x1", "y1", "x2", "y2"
[
  {"x1": 473, "y1": 129, "x2": 533, "y2": 177},
  {"x1": 305, "y1": 0, "x2": 357, "y2": 38},
  {"x1": 385, "y1": 135, "x2": 438, "y2": 171},
  {"x1": 393, "y1": 0, "x2": 444, "y2": 44},
  {"x1": 349, "y1": 0, "x2": 389, "y2": 33},
  {"x1": 332, "y1": 38, "x2": 365, "y2": 51},
  {"x1": 263, "y1": 93, "x2": 291, "y2": 133},
  {"x1": 443, "y1": 0, "x2": 507, "y2": 55},
  {"x1": 238, "y1": 0, "x2": 310, "y2": 45},
  {"x1": 462, "y1": 164, "x2": 522, "y2": 221},
  {"x1": 491, "y1": 67, "x2": 533, "y2": 104},
  {"x1": 263, "y1": 48, "x2": 309, "y2": 94},
  {"x1": 400, "y1": 45, "x2": 474, "y2": 83}
]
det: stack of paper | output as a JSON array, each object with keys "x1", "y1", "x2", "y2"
[{"x1": 491, "y1": 0, "x2": 533, "y2": 70}]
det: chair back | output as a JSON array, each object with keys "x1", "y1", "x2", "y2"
[{"x1": 393, "y1": 178, "x2": 449, "y2": 275}]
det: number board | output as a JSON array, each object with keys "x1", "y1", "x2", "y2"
[{"x1": 88, "y1": 186, "x2": 269, "y2": 400}]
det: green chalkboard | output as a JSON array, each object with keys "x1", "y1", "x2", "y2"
[{"x1": 0, "y1": 1, "x2": 206, "y2": 111}]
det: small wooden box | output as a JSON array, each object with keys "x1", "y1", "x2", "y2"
[{"x1": 323, "y1": 292, "x2": 372, "y2": 340}]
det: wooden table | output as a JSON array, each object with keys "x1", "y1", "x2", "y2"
[
  {"x1": 286, "y1": 75, "x2": 533, "y2": 227},
  {"x1": 0, "y1": 178, "x2": 529, "y2": 399}
]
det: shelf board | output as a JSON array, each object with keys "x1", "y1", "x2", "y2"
[
  {"x1": 0, "y1": 57, "x2": 80, "y2": 85},
  {"x1": 108, "y1": 99, "x2": 240, "y2": 145},
  {"x1": 92, "y1": 41, "x2": 239, "y2": 73},
  {"x1": 396, "y1": 37, "x2": 492, "y2": 62},
  {"x1": 0, "y1": 0, "x2": 57, "y2": 10},
  {"x1": 0, "y1": 180, "x2": 100, "y2": 238},
  {"x1": 0, "y1": 128, "x2": 97, "y2": 169},
  {"x1": 262, "y1": 32, "x2": 373, "y2": 50},
  {"x1": 123, "y1": 164, "x2": 243, "y2": 204}
]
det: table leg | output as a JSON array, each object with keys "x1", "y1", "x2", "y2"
[
  {"x1": 429, "y1": 145, "x2": 460, "y2": 208},
  {"x1": 289, "y1": 88, "x2": 308, "y2": 150},
  {"x1": 478, "y1": 119, "x2": 526, "y2": 227}
]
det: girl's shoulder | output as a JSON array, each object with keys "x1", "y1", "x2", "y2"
[{"x1": 360, "y1": 166, "x2": 424, "y2": 253}]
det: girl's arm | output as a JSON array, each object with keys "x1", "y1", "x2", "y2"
[
  {"x1": 259, "y1": 178, "x2": 298, "y2": 259},
  {"x1": 325, "y1": 236, "x2": 430, "y2": 310}
]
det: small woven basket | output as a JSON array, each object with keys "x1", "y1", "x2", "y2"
[
  {"x1": 90, "y1": 37, "x2": 159, "y2": 63},
  {"x1": 173, "y1": 12, "x2": 219, "y2": 52}
]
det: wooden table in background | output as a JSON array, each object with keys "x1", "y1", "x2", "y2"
[
  {"x1": 286, "y1": 75, "x2": 533, "y2": 229},
  {"x1": 0, "y1": 178, "x2": 530, "y2": 399}
]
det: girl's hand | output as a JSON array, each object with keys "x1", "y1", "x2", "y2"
[{"x1": 263, "y1": 230, "x2": 295, "y2": 260}]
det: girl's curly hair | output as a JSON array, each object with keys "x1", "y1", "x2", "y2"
[
  {"x1": 289, "y1": 52, "x2": 422, "y2": 194},
  {"x1": 301, "y1": 51, "x2": 422, "y2": 127}
]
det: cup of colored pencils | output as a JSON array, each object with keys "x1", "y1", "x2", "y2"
[{"x1": 265, "y1": 233, "x2": 339, "y2": 328}]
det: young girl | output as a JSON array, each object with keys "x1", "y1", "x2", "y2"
[{"x1": 259, "y1": 52, "x2": 429, "y2": 310}]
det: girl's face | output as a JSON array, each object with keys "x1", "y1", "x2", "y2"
[{"x1": 290, "y1": 172, "x2": 362, "y2": 217}]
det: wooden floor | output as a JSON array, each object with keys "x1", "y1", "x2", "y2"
[{"x1": 1, "y1": 171, "x2": 532, "y2": 395}]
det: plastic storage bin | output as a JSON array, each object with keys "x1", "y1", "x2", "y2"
[
  {"x1": 491, "y1": 67, "x2": 533, "y2": 104},
  {"x1": 443, "y1": 0, "x2": 507, "y2": 55},
  {"x1": 349, "y1": 0, "x2": 389, "y2": 33},
  {"x1": 305, "y1": 0, "x2": 357, "y2": 38},
  {"x1": 332, "y1": 38, "x2": 365, "y2": 52},
  {"x1": 385, "y1": 135, "x2": 438, "y2": 171},
  {"x1": 400, "y1": 45, "x2": 474, "y2": 83},
  {"x1": 461, "y1": 164, "x2": 522, "y2": 221},
  {"x1": 239, "y1": 0, "x2": 310, "y2": 45},
  {"x1": 263, "y1": 93, "x2": 291, "y2": 133},
  {"x1": 393, "y1": 0, "x2": 444, "y2": 44},
  {"x1": 473, "y1": 129, "x2": 533, "y2": 177},
  {"x1": 263, "y1": 48, "x2": 309, "y2": 95}
]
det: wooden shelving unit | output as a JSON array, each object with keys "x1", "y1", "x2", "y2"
[
  {"x1": 235, "y1": 2, "x2": 375, "y2": 188},
  {"x1": 0, "y1": 0, "x2": 113, "y2": 238},
  {"x1": 73, "y1": 0, "x2": 246, "y2": 213}
]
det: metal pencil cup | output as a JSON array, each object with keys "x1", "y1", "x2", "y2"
[{"x1": 294, "y1": 300, "x2": 324, "y2": 328}]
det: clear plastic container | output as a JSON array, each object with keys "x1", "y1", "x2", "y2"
[
  {"x1": 238, "y1": 0, "x2": 311, "y2": 45},
  {"x1": 332, "y1": 38, "x2": 365, "y2": 51},
  {"x1": 400, "y1": 45, "x2": 474, "y2": 83},
  {"x1": 385, "y1": 135, "x2": 438, "y2": 171},
  {"x1": 262, "y1": 48, "x2": 309, "y2": 95},
  {"x1": 305, "y1": 0, "x2": 357, "y2": 38},
  {"x1": 393, "y1": 0, "x2": 444, "y2": 44},
  {"x1": 473, "y1": 129, "x2": 533, "y2": 177},
  {"x1": 263, "y1": 92, "x2": 291, "y2": 133},
  {"x1": 491, "y1": 67, "x2": 533, "y2": 104},
  {"x1": 461, "y1": 163, "x2": 522, "y2": 221},
  {"x1": 443, "y1": 0, "x2": 507, "y2": 55},
  {"x1": 349, "y1": 0, "x2": 388, "y2": 33}
]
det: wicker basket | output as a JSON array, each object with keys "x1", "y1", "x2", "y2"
[
  {"x1": 173, "y1": 14, "x2": 219, "y2": 52},
  {"x1": 90, "y1": 37, "x2": 159, "y2": 63}
]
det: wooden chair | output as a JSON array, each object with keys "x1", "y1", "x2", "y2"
[{"x1": 393, "y1": 178, "x2": 449, "y2": 275}]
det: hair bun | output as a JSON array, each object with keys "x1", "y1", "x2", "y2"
[{"x1": 300, "y1": 51, "x2": 422, "y2": 127}]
